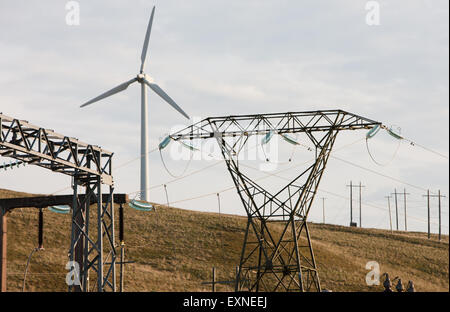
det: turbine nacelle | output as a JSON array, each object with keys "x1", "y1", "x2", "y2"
[{"x1": 137, "y1": 73, "x2": 154, "y2": 83}]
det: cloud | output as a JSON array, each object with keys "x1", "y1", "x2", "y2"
[{"x1": 0, "y1": 0, "x2": 448, "y2": 234}]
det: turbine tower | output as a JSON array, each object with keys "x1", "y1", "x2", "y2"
[{"x1": 80, "y1": 6, "x2": 190, "y2": 202}]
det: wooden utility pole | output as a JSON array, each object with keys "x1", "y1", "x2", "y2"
[
  {"x1": 164, "y1": 184, "x2": 169, "y2": 207},
  {"x1": 391, "y1": 189, "x2": 409, "y2": 231},
  {"x1": 385, "y1": 195, "x2": 393, "y2": 233},
  {"x1": 212, "y1": 267, "x2": 216, "y2": 292},
  {"x1": 359, "y1": 182, "x2": 365, "y2": 228},
  {"x1": 425, "y1": 190, "x2": 431, "y2": 239},
  {"x1": 348, "y1": 181, "x2": 353, "y2": 226},
  {"x1": 347, "y1": 181, "x2": 365, "y2": 227},
  {"x1": 438, "y1": 190, "x2": 445, "y2": 241},
  {"x1": 320, "y1": 197, "x2": 326, "y2": 224},
  {"x1": 423, "y1": 190, "x2": 446, "y2": 240},
  {"x1": 403, "y1": 189, "x2": 409, "y2": 231},
  {"x1": 217, "y1": 193, "x2": 221, "y2": 215},
  {"x1": 201, "y1": 267, "x2": 237, "y2": 291},
  {"x1": 391, "y1": 189, "x2": 399, "y2": 231}
]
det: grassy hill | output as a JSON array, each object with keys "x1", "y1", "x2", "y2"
[{"x1": 1, "y1": 188, "x2": 448, "y2": 292}]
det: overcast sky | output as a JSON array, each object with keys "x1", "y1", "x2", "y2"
[{"x1": 0, "y1": 0, "x2": 448, "y2": 234}]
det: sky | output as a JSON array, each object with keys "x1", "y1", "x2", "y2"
[{"x1": 0, "y1": 0, "x2": 448, "y2": 234}]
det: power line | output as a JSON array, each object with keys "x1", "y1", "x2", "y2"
[
  {"x1": 49, "y1": 154, "x2": 448, "y2": 234},
  {"x1": 128, "y1": 138, "x2": 448, "y2": 232},
  {"x1": 163, "y1": 172, "x2": 447, "y2": 232},
  {"x1": 331, "y1": 155, "x2": 430, "y2": 193},
  {"x1": 11, "y1": 125, "x2": 449, "y2": 202},
  {"x1": 401, "y1": 137, "x2": 449, "y2": 160},
  {"x1": 365, "y1": 136, "x2": 402, "y2": 166},
  {"x1": 127, "y1": 135, "x2": 275, "y2": 197},
  {"x1": 317, "y1": 187, "x2": 445, "y2": 228},
  {"x1": 48, "y1": 146, "x2": 162, "y2": 195},
  {"x1": 127, "y1": 160, "x2": 224, "y2": 197},
  {"x1": 238, "y1": 162, "x2": 446, "y2": 229},
  {"x1": 115, "y1": 147, "x2": 159, "y2": 170},
  {"x1": 40, "y1": 129, "x2": 447, "y2": 233},
  {"x1": 126, "y1": 137, "x2": 365, "y2": 196}
]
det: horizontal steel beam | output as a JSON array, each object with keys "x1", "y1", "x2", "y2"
[
  {"x1": 0, "y1": 193, "x2": 128, "y2": 210},
  {"x1": 169, "y1": 110, "x2": 381, "y2": 140},
  {"x1": 0, "y1": 113, "x2": 109, "y2": 153},
  {"x1": 0, "y1": 113, "x2": 114, "y2": 185}
]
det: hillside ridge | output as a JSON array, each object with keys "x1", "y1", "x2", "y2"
[{"x1": 1, "y1": 188, "x2": 448, "y2": 292}]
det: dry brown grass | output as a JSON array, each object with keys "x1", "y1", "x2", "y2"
[{"x1": 1, "y1": 188, "x2": 448, "y2": 292}]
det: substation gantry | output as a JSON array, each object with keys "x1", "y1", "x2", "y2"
[
  {"x1": 170, "y1": 110, "x2": 381, "y2": 292},
  {"x1": 0, "y1": 113, "x2": 128, "y2": 292}
]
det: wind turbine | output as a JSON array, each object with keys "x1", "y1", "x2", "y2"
[{"x1": 80, "y1": 6, "x2": 190, "y2": 202}]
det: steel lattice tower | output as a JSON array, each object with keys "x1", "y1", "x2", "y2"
[
  {"x1": 0, "y1": 113, "x2": 118, "y2": 292},
  {"x1": 170, "y1": 110, "x2": 380, "y2": 292}
]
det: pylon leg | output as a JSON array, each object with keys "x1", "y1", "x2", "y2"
[
  {"x1": 218, "y1": 129, "x2": 338, "y2": 292},
  {"x1": 69, "y1": 175, "x2": 116, "y2": 292}
]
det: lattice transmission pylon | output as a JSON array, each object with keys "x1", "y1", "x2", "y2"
[{"x1": 170, "y1": 110, "x2": 381, "y2": 292}]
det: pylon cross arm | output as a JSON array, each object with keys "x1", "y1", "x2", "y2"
[{"x1": 169, "y1": 110, "x2": 380, "y2": 141}]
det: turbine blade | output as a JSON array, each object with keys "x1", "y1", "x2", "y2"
[
  {"x1": 143, "y1": 79, "x2": 190, "y2": 119},
  {"x1": 80, "y1": 78, "x2": 137, "y2": 108},
  {"x1": 140, "y1": 6, "x2": 156, "y2": 72}
]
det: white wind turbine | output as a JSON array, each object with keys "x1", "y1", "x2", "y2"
[{"x1": 80, "y1": 6, "x2": 190, "y2": 202}]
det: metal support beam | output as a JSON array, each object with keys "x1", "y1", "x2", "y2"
[
  {"x1": 0, "y1": 113, "x2": 113, "y2": 185},
  {"x1": 0, "y1": 207, "x2": 8, "y2": 292},
  {"x1": 0, "y1": 194, "x2": 128, "y2": 210},
  {"x1": 118, "y1": 203, "x2": 125, "y2": 292},
  {"x1": 38, "y1": 208, "x2": 44, "y2": 249}
]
